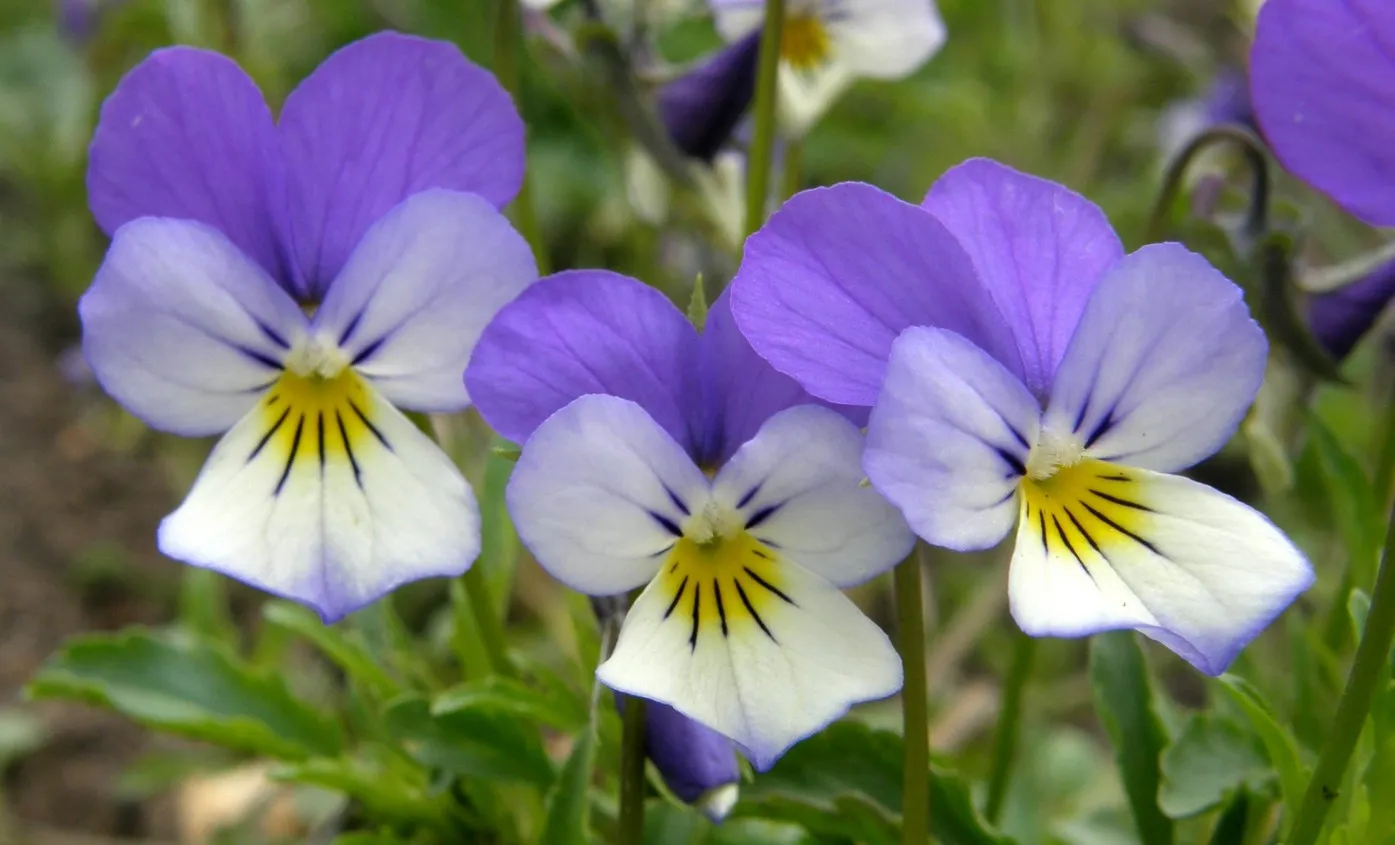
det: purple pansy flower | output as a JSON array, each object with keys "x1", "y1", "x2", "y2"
[
  {"x1": 1308, "y1": 258, "x2": 1395, "y2": 362},
  {"x1": 78, "y1": 33, "x2": 538, "y2": 621},
  {"x1": 617, "y1": 695, "x2": 741, "y2": 821},
  {"x1": 730, "y1": 158, "x2": 1313, "y2": 675},
  {"x1": 1250, "y1": 0, "x2": 1395, "y2": 227},
  {"x1": 465, "y1": 272, "x2": 913, "y2": 768},
  {"x1": 657, "y1": 31, "x2": 762, "y2": 163}
]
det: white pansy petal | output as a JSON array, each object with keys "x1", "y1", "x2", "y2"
[
  {"x1": 312, "y1": 190, "x2": 537, "y2": 413},
  {"x1": 507, "y1": 394, "x2": 710, "y2": 596},
  {"x1": 1042, "y1": 244, "x2": 1267, "y2": 473},
  {"x1": 824, "y1": 0, "x2": 947, "y2": 79},
  {"x1": 712, "y1": 405, "x2": 913, "y2": 587},
  {"x1": 599, "y1": 553, "x2": 901, "y2": 770},
  {"x1": 1011, "y1": 461, "x2": 1312, "y2": 675},
  {"x1": 776, "y1": 61, "x2": 854, "y2": 138},
  {"x1": 710, "y1": 0, "x2": 763, "y2": 41},
  {"x1": 79, "y1": 218, "x2": 307, "y2": 436},
  {"x1": 158, "y1": 373, "x2": 479, "y2": 622},
  {"x1": 865, "y1": 327, "x2": 1040, "y2": 551}
]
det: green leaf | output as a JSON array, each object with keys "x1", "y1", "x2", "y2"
[
  {"x1": 26, "y1": 629, "x2": 340, "y2": 760},
  {"x1": 1088, "y1": 632, "x2": 1173, "y2": 845},
  {"x1": 276, "y1": 748, "x2": 443, "y2": 826},
  {"x1": 263, "y1": 601, "x2": 402, "y2": 699},
  {"x1": 1309, "y1": 417, "x2": 1383, "y2": 589},
  {"x1": 434, "y1": 675, "x2": 588, "y2": 732},
  {"x1": 384, "y1": 695, "x2": 554, "y2": 788},
  {"x1": 540, "y1": 726, "x2": 596, "y2": 845},
  {"x1": 1206, "y1": 792, "x2": 1251, "y2": 845},
  {"x1": 741, "y1": 719, "x2": 1014, "y2": 845},
  {"x1": 687, "y1": 273, "x2": 709, "y2": 331},
  {"x1": 1158, "y1": 715, "x2": 1273, "y2": 818},
  {"x1": 1216, "y1": 675, "x2": 1310, "y2": 816}
]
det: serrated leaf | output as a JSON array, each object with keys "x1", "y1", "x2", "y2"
[
  {"x1": 740, "y1": 720, "x2": 1014, "y2": 845},
  {"x1": 26, "y1": 629, "x2": 340, "y2": 760},
  {"x1": 384, "y1": 695, "x2": 554, "y2": 788},
  {"x1": 434, "y1": 675, "x2": 587, "y2": 732},
  {"x1": 1216, "y1": 675, "x2": 1310, "y2": 816},
  {"x1": 1158, "y1": 715, "x2": 1272, "y2": 818},
  {"x1": 541, "y1": 727, "x2": 596, "y2": 845},
  {"x1": 263, "y1": 602, "x2": 401, "y2": 699},
  {"x1": 1088, "y1": 632, "x2": 1173, "y2": 845}
]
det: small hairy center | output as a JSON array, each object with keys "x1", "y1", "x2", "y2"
[
  {"x1": 284, "y1": 336, "x2": 350, "y2": 380},
  {"x1": 686, "y1": 499, "x2": 741, "y2": 546},
  {"x1": 1024, "y1": 427, "x2": 1085, "y2": 481},
  {"x1": 781, "y1": 12, "x2": 832, "y2": 72}
]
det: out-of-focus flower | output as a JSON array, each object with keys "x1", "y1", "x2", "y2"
[
  {"x1": 732, "y1": 159, "x2": 1313, "y2": 675},
  {"x1": 56, "y1": 0, "x2": 112, "y2": 43},
  {"x1": 1156, "y1": 68, "x2": 1255, "y2": 165},
  {"x1": 1250, "y1": 0, "x2": 1395, "y2": 227},
  {"x1": 467, "y1": 273, "x2": 913, "y2": 769},
  {"x1": 710, "y1": 0, "x2": 946, "y2": 136},
  {"x1": 658, "y1": 31, "x2": 762, "y2": 162},
  {"x1": 1308, "y1": 258, "x2": 1395, "y2": 363},
  {"x1": 79, "y1": 33, "x2": 537, "y2": 621}
]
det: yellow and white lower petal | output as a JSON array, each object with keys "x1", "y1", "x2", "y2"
[
  {"x1": 1009, "y1": 459, "x2": 1313, "y2": 675},
  {"x1": 158, "y1": 368, "x2": 479, "y2": 622},
  {"x1": 598, "y1": 529, "x2": 902, "y2": 770}
]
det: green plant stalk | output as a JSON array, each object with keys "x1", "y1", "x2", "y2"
[
  {"x1": 618, "y1": 694, "x2": 648, "y2": 845},
  {"x1": 895, "y1": 555, "x2": 930, "y2": 844},
  {"x1": 984, "y1": 632, "x2": 1036, "y2": 822},
  {"x1": 462, "y1": 564, "x2": 511, "y2": 677},
  {"x1": 492, "y1": 0, "x2": 549, "y2": 274},
  {"x1": 780, "y1": 137, "x2": 804, "y2": 200},
  {"x1": 1287, "y1": 496, "x2": 1395, "y2": 845},
  {"x1": 744, "y1": 0, "x2": 786, "y2": 237}
]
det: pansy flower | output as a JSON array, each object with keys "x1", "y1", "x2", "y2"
[
  {"x1": 1250, "y1": 0, "x2": 1395, "y2": 228},
  {"x1": 709, "y1": 0, "x2": 946, "y2": 135},
  {"x1": 465, "y1": 272, "x2": 914, "y2": 766},
  {"x1": 731, "y1": 159, "x2": 1313, "y2": 675},
  {"x1": 79, "y1": 33, "x2": 537, "y2": 621}
]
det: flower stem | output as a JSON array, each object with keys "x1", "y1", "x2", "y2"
[
  {"x1": 780, "y1": 137, "x2": 803, "y2": 200},
  {"x1": 1287, "y1": 495, "x2": 1395, "y2": 845},
  {"x1": 461, "y1": 564, "x2": 512, "y2": 677},
  {"x1": 984, "y1": 632, "x2": 1035, "y2": 822},
  {"x1": 492, "y1": 0, "x2": 549, "y2": 274},
  {"x1": 894, "y1": 554, "x2": 930, "y2": 844},
  {"x1": 617, "y1": 694, "x2": 648, "y2": 845},
  {"x1": 744, "y1": 0, "x2": 786, "y2": 237}
]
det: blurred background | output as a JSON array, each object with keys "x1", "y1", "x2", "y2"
[{"x1": 0, "y1": 0, "x2": 1386, "y2": 842}]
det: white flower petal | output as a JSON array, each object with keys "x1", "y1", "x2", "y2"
[
  {"x1": 158, "y1": 372, "x2": 479, "y2": 621},
  {"x1": 507, "y1": 394, "x2": 710, "y2": 596},
  {"x1": 79, "y1": 218, "x2": 307, "y2": 436},
  {"x1": 1009, "y1": 461, "x2": 1312, "y2": 675},
  {"x1": 712, "y1": 405, "x2": 913, "y2": 587},
  {"x1": 776, "y1": 60, "x2": 854, "y2": 138},
  {"x1": 824, "y1": 0, "x2": 947, "y2": 79},
  {"x1": 865, "y1": 327, "x2": 1040, "y2": 551},
  {"x1": 312, "y1": 190, "x2": 538, "y2": 413},
  {"x1": 710, "y1": 0, "x2": 764, "y2": 41},
  {"x1": 599, "y1": 550, "x2": 901, "y2": 769}
]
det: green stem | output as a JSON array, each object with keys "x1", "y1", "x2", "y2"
[
  {"x1": 780, "y1": 137, "x2": 803, "y2": 200},
  {"x1": 1287, "y1": 496, "x2": 1395, "y2": 845},
  {"x1": 492, "y1": 0, "x2": 549, "y2": 274},
  {"x1": 461, "y1": 564, "x2": 512, "y2": 677},
  {"x1": 1145, "y1": 124, "x2": 1269, "y2": 247},
  {"x1": 985, "y1": 633, "x2": 1036, "y2": 823},
  {"x1": 618, "y1": 694, "x2": 648, "y2": 845},
  {"x1": 744, "y1": 0, "x2": 786, "y2": 237},
  {"x1": 895, "y1": 555, "x2": 930, "y2": 844}
]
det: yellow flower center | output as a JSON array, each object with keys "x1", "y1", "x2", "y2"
[
  {"x1": 653, "y1": 525, "x2": 793, "y2": 650},
  {"x1": 252, "y1": 368, "x2": 384, "y2": 492},
  {"x1": 1019, "y1": 459, "x2": 1155, "y2": 564},
  {"x1": 781, "y1": 12, "x2": 832, "y2": 72}
]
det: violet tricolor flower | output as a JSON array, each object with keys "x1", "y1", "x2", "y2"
[
  {"x1": 466, "y1": 272, "x2": 913, "y2": 767},
  {"x1": 731, "y1": 159, "x2": 1313, "y2": 675},
  {"x1": 658, "y1": 31, "x2": 762, "y2": 162},
  {"x1": 710, "y1": 0, "x2": 945, "y2": 135},
  {"x1": 1250, "y1": 0, "x2": 1395, "y2": 227},
  {"x1": 79, "y1": 33, "x2": 537, "y2": 621}
]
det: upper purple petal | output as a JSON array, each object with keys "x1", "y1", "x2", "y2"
[
  {"x1": 465, "y1": 270, "x2": 703, "y2": 451},
  {"x1": 729, "y1": 182, "x2": 1021, "y2": 407},
  {"x1": 277, "y1": 32, "x2": 526, "y2": 298},
  {"x1": 921, "y1": 159, "x2": 1124, "y2": 398},
  {"x1": 698, "y1": 289, "x2": 864, "y2": 466},
  {"x1": 1308, "y1": 257, "x2": 1395, "y2": 361},
  {"x1": 1250, "y1": 0, "x2": 1395, "y2": 226},
  {"x1": 87, "y1": 46, "x2": 288, "y2": 284}
]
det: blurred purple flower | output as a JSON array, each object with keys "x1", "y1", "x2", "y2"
[
  {"x1": 56, "y1": 0, "x2": 103, "y2": 43},
  {"x1": 657, "y1": 31, "x2": 761, "y2": 162},
  {"x1": 616, "y1": 694, "x2": 740, "y2": 821},
  {"x1": 1308, "y1": 259, "x2": 1395, "y2": 362}
]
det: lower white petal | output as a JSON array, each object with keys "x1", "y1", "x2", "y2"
[
  {"x1": 598, "y1": 537, "x2": 902, "y2": 770},
  {"x1": 712, "y1": 404, "x2": 913, "y2": 587},
  {"x1": 1009, "y1": 461, "x2": 1313, "y2": 675},
  {"x1": 825, "y1": 0, "x2": 947, "y2": 79},
  {"x1": 158, "y1": 370, "x2": 479, "y2": 621},
  {"x1": 777, "y1": 61, "x2": 853, "y2": 138}
]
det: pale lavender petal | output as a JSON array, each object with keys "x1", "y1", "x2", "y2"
[
  {"x1": 697, "y1": 290, "x2": 865, "y2": 466},
  {"x1": 730, "y1": 182, "x2": 1020, "y2": 407},
  {"x1": 921, "y1": 158, "x2": 1123, "y2": 398},
  {"x1": 79, "y1": 218, "x2": 307, "y2": 436},
  {"x1": 465, "y1": 271, "x2": 703, "y2": 451},
  {"x1": 1042, "y1": 244, "x2": 1267, "y2": 474},
  {"x1": 311, "y1": 190, "x2": 537, "y2": 413},
  {"x1": 87, "y1": 47, "x2": 287, "y2": 282},
  {"x1": 1250, "y1": 0, "x2": 1395, "y2": 226},
  {"x1": 278, "y1": 32, "x2": 525, "y2": 297},
  {"x1": 1308, "y1": 257, "x2": 1395, "y2": 361}
]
